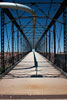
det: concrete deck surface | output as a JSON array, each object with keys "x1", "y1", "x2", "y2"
[{"x1": 0, "y1": 52, "x2": 67, "y2": 99}]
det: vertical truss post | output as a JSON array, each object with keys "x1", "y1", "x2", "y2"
[
  {"x1": 53, "y1": 23, "x2": 56, "y2": 63},
  {"x1": 20, "y1": 33, "x2": 22, "y2": 59},
  {"x1": 49, "y1": 29, "x2": 50, "y2": 60},
  {"x1": 17, "y1": 29, "x2": 19, "y2": 61},
  {"x1": 1, "y1": 9, "x2": 5, "y2": 73},
  {"x1": 23, "y1": 37, "x2": 24, "y2": 57},
  {"x1": 22, "y1": 35, "x2": 23, "y2": 57},
  {"x1": 21, "y1": 35, "x2": 23, "y2": 58},
  {"x1": 63, "y1": 7, "x2": 67, "y2": 72},
  {"x1": 12, "y1": 23, "x2": 14, "y2": 65},
  {"x1": 44, "y1": 34, "x2": 45, "y2": 56},
  {"x1": 46, "y1": 33, "x2": 47, "y2": 57}
]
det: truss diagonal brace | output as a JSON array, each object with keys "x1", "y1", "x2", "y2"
[
  {"x1": 35, "y1": 0, "x2": 67, "y2": 49},
  {"x1": 0, "y1": 2, "x2": 36, "y2": 48}
]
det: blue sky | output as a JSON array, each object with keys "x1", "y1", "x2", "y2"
[{"x1": 0, "y1": 0, "x2": 64, "y2": 53}]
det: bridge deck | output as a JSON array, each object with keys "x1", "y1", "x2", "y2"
[{"x1": 0, "y1": 52, "x2": 67, "y2": 96}]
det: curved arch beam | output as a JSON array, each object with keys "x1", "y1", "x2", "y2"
[{"x1": 0, "y1": 2, "x2": 36, "y2": 48}]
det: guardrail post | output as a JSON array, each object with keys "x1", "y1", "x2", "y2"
[{"x1": 1, "y1": 9, "x2": 5, "y2": 73}]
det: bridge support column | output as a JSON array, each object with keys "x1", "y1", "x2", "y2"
[
  {"x1": 49, "y1": 29, "x2": 51, "y2": 60},
  {"x1": 1, "y1": 9, "x2": 5, "y2": 73},
  {"x1": 63, "y1": 7, "x2": 67, "y2": 72},
  {"x1": 20, "y1": 34, "x2": 22, "y2": 59},
  {"x1": 44, "y1": 34, "x2": 45, "y2": 56},
  {"x1": 53, "y1": 23, "x2": 56, "y2": 63},
  {"x1": 12, "y1": 23, "x2": 14, "y2": 65},
  {"x1": 17, "y1": 29, "x2": 19, "y2": 61},
  {"x1": 46, "y1": 33, "x2": 47, "y2": 57}
]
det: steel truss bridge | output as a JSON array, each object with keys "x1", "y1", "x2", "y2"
[{"x1": 0, "y1": 0, "x2": 67, "y2": 99}]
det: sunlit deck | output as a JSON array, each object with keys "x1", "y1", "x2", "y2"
[{"x1": 0, "y1": 52, "x2": 67, "y2": 99}]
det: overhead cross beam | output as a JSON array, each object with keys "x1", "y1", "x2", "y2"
[
  {"x1": 21, "y1": 2, "x2": 63, "y2": 5},
  {"x1": 35, "y1": 0, "x2": 67, "y2": 49}
]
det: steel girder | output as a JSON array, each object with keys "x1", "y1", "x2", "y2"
[
  {"x1": 0, "y1": 0, "x2": 32, "y2": 49},
  {"x1": 3, "y1": 8, "x2": 32, "y2": 49},
  {"x1": 35, "y1": 0, "x2": 67, "y2": 49}
]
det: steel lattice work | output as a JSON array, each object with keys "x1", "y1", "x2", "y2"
[
  {"x1": 0, "y1": 8, "x2": 32, "y2": 74},
  {"x1": 0, "y1": 0, "x2": 67, "y2": 74}
]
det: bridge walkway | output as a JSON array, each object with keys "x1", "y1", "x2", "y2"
[{"x1": 0, "y1": 52, "x2": 67, "y2": 99}]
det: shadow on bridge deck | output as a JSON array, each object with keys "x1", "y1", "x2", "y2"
[
  {"x1": 2, "y1": 52, "x2": 62, "y2": 78},
  {"x1": 0, "y1": 52, "x2": 67, "y2": 98}
]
